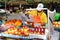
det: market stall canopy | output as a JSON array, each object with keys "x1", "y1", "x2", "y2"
[{"x1": 10, "y1": 1, "x2": 29, "y2": 5}]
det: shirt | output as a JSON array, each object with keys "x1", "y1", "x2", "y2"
[
  {"x1": 19, "y1": 12, "x2": 34, "y2": 25},
  {"x1": 38, "y1": 12, "x2": 47, "y2": 24}
]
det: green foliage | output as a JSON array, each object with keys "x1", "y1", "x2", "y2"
[
  {"x1": 27, "y1": 0, "x2": 35, "y2": 5},
  {"x1": 7, "y1": 1, "x2": 11, "y2": 4},
  {"x1": 16, "y1": 10, "x2": 21, "y2": 13},
  {"x1": 0, "y1": 0, "x2": 4, "y2": 2}
]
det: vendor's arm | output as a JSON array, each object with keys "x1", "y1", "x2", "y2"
[{"x1": 26, "y1": 15, "x2": 34, "y2": 22}]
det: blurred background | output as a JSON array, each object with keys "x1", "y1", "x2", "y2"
[
  {"x1": 0, "y1": 0, "x2": 60, "y2": 40},
  {"x1": 0, "y1": 0, "x2": 60, "y2": 12}
]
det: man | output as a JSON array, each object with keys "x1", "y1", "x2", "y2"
[{"x1": 19, "y1": 8, "x2": 34, "y2": 26}]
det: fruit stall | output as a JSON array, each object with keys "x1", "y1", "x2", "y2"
[
  {"x1": 52, "y1": 12, "x2": 60, "y2": 40},
  {"x1": 0, "y1": 8, "x2": 49, "y2": 40}
]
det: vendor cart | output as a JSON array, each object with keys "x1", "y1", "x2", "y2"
[
  {"x1": 0, "y1": 8, "x2": 49, "y2": 40},
  {"x1": 0, "y1": 29, "x2": 49, "y2": 40}
]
